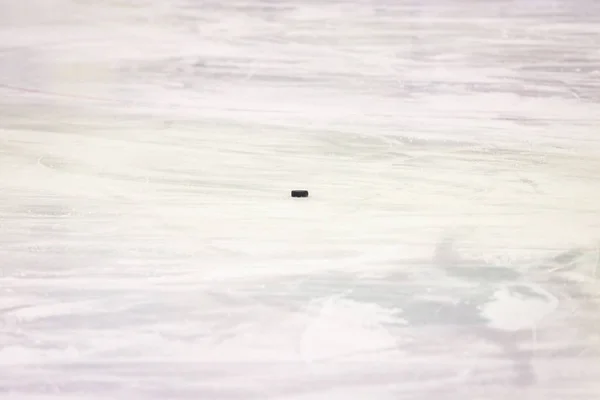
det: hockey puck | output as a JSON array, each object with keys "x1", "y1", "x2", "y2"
[{"x1": 291, "y1": 190, "x2": 309, "y2": 198}]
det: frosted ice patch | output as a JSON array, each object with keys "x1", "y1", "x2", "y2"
[
  {"x1": 3, "y1": 300, "x2": 106, "y2": 323},
  {"x1": 300, "y1": 295, "x2": 405, "y2": 363},
  {"x1": 0, "y1": 345, "x2": 80, "y2": 365},
  {"x1": 478, "y1": 283, "x2": 559, "y2": 331}
]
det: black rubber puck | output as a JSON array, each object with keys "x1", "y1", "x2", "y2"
[{"x1": 291, "y1": 190, "x2": 309, "y2": 198}]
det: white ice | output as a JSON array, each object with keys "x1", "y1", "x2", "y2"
[{"x1": 1, "y1": 0, "x2": 600, "y2": 399}]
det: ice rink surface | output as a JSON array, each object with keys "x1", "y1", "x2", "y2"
[{"x1": 1, "y1": 0, "x2": 600, "y2": 398}]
